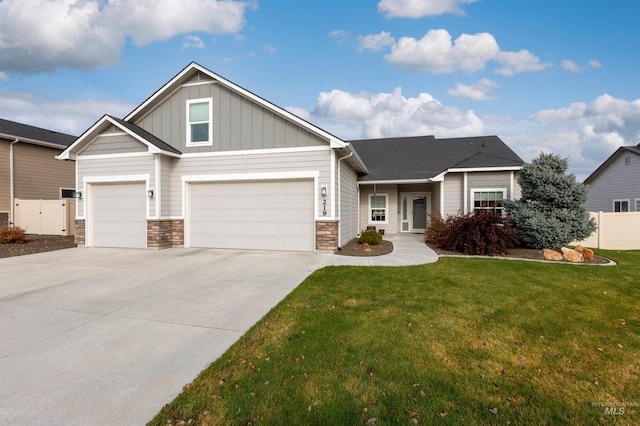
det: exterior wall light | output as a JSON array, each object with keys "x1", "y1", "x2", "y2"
[
  {"x1": 321, "y1": 185, "x2": 327, "y2": 196},
  {"x1": 74, "y1": 191, "x2": 82, "y2": 199},
  {"x1": 147, "y1": 189, "x2": 154, "y2": 198}
]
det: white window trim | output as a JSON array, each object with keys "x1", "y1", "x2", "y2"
[
  {"x1": 186, "y1": 97, "x2": 213, "y2": 147},
  {"x1": 635, "y1": 199, "x2": 640, "y2": 212},
  {"x1": 368, "y1": 193, "x2": 389, "y2": 225},
  {"x1": 471, "y1": 188, "x2": 507, "y2": 212},
  {"x1": 613, "y1": 199, "x2": 630, "y2": 212}
]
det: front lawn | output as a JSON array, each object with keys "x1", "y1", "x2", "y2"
[{"x1": 149, "y1": 251, "x2": 639, "y2": 425}]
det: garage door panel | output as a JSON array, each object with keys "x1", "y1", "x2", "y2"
[
  {"x1": 189, "y1": 180, "x2": 314, "y2": 252},
  {"x1": 91, "y1": 183, "x2": 146, "y2": 249}
]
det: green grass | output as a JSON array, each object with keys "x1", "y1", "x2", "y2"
[{"x1": 149, "y1": 250, "x2": 639, "y2": 425}]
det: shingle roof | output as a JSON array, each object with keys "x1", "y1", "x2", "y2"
[
  {"x1": 107, "y1": 116, "x2": 182, "y2": 155},
  {"x1": 0, "y1": 118, "x2": 77, "y2": 147},
  {"x1": 349, "y1": 135, "x2": 524, "y2": 182},
  {"x1": 583, "y1": 143, "x2": 640, "y2": 184}
]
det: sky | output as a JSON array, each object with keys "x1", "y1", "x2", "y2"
[{"x1": 1, "y1": 0, "x2": 639, "y2": 181}]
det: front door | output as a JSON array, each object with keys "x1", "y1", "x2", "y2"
[{"x1": 401, "y1": 193, "x2": 430, "y2": 232}]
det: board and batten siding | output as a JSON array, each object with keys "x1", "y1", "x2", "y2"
[
  {"x1": 0, "y1": 140, "x2": 10, "y2": 212},
  {"x1": 585, "y1": 152, "x2": 640, "y2": 212},
  {"x1": 339, "y1": 160, "x2": 359, "y2": 245},
  {"x1": 13, "y1": 143, "x2": 75, "y2": 201},
  {"x1": 76, "y1": 155, "x2": 156, "y2": 217},
  {"x1": 169, "y1": 148, "x2": 332, "y2": 218},
  {"x1": 134, "y1": 81, "x2": 327, "y2": 154},
  {"x1": 80, "y1": 133, "x2": 147, "y2": 155}
]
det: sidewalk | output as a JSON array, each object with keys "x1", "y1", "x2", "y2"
[{"x1": 322, "y1": 233, "x2": 439, "y2": 266}]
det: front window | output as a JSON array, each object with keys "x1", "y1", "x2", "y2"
[
  {"x1": 472, "y1": 189, "x2": 506, "y2": 214},
  {"x1": 369, "y1": 194, "x2": 387, "y2": 223},
  {"x1": 187, "y1": 98, "x2": 212, "y2": 146},
  {"x1": 636, "y1": 199, "x2": 640, "y2": 212},
  {"x1": 60, "y1": 188, "x2": 76, "y2": 199},
  {"x1": 614, "y1": 200, "x2": 629, "y2": 212}
]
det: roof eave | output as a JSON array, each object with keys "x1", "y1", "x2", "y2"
[{"x1": 1, "y1": 133, "x2": 68, "y2": 150}]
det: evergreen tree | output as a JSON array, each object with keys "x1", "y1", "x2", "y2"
[{"x1": 503, "y1": 153, "x2": 597, "y2": 249}]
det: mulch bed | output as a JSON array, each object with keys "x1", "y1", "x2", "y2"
[
  {"x1": 0, "y1": 235, "x2": 76, "y2": 259},
  {"x1": 336, "y1": 238, "x2": 394, "y2": 257}
]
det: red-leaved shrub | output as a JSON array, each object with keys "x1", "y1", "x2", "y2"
[
  {"x1": 0, "y1": 227, "x2": 28, "y2": 244},
  {"x1": 438, "y1": 209, "x2": 517, "y2": 256}
]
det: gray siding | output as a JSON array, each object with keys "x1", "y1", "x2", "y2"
[
  {"x1": 168, "y1": 148, "x2": 332, "y2": 218},
  {"x1": 0, "y1": 140, "x2": 10, "y2": 211},
  {"x1": 585, "y1": 153, "x2": 640, "y2": 212},
  {"x1": 442, "y1": 173, "x2": 463, "y2": 216},
  {"x1": 359, "y1": 184, "x2": 398, "y2": 234},
  {"x1": 160, "y1": 156, "x2": 175, "y2": 217},
  {"x1": 81, "y1": 134, "x2": 147, "y2": 155},
  {"x1": 135, "y1": 81, "x2": 327, "y2": 153},
  {"x1": 76, "y1": 155, "x2": 156, "y2": 217},
  {"x1": 13, "y1": 143, "x2": 75, "y2": 201},
  {"x1": 339, "y1": 160, "x2": 359, "y2": 245},
  {"x1": 466, "y1": 171, "x2": 514, "y2": 211}
]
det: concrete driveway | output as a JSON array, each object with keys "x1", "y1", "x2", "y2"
[{"x1": 0, "y1": 247, "x2": 331, "y2": 426}]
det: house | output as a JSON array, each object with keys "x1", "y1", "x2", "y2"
[
  {"x1": 583, "y1": 143, "x2": 640, "y2": 212},
  {"x1": 0, "y1": 118, "x2": 77, "y2": 232},
  {"x1": 58, "y1": 62, "x2": 524, "y2": 252},
  {"x1": 350, "y1": 135, "x2": 524, "y2": 235}
]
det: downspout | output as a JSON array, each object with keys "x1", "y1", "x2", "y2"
[
  {"x1": 336, "y1": 150, "x2": 354, "y2": 248},
  {"x1": 9, "y1": 138, "x2": 20, "y2": 226}
]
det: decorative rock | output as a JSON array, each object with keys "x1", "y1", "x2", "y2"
[
  {"x1": 543, "y1": 248, "x2": 564, "y2": 261},
  {"x1": 363, "y1": 243, "x2": 372, "y2": 252},
  {"x1": 574, "y1": 245, "x2": 586, "y2": 253},
  {"x1": 583, "y1": 248, "x2": 595, "y2": 262},
  {"x1": 561, "y1": 247, "x2": 584, "y2": 263}
]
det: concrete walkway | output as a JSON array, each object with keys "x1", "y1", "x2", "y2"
[{"x1": 323, "y1": 233, "x2": 439, "y2": 266}]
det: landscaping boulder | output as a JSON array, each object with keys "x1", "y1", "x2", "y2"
[
  {"x1": 574, "y1": 245, "x2": 595, "y2": 262},
  {"x1": 543, "y1": 248, "x2": 564, "y2": 261},
  {"x1": 561, "y1": 247, "x2": 584, "y2": 263}
]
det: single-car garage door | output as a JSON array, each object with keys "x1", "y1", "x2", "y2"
[
  {"x1": 189, "y1": 180, "x2": 314, "y2": 252},
  {"x1": 91, "y1": 182, "x2": 147, "y2": 248}
]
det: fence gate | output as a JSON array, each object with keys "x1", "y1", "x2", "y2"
[{"x1": 13, "y1": 199, "x2": 75, "y2": 236}]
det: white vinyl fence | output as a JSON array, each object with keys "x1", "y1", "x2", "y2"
[
  {"x1": 14, "y1": 199, "x2": 75, "y2": 236},
  {"x1": 572, "y1": 212, "x2": 640, "y2": 250}
]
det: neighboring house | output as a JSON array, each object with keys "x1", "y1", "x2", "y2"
[
  {"x1": 58, "y1": 62, "x2": 524, "y2": 252},
  {"x1": 584, "y1": 143, "x2": 640, "y2": 212},
  {"x1": 350, "y1": 135, "x2": 524, "y2": 234},
  {"x1": 0, "y1": 118, "x2": 77, "y2": 231}
]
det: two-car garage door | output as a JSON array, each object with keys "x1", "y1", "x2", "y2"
[{"x1": 188, "y1": 180, "x2": 314, "y2": 252}]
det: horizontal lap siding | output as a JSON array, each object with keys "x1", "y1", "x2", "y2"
[
  {"x1": 339, "y1": 161, "x2": 359, "y2": 245},
  {"x1": 169, "y1": 149, "x2": 331, "y2": 218},
  {"x1": 77, "y1": 155, "x2": 155, "y2": 217},
  {"x1": 585, "y1": 154, "x2": 640, "y2": 212},
  {"x1": 0, "y1": 141, "x2": 10, "y2": 211},
  {"x1": 442, "y1": 174, "x2": 462, "y2": 216},
  {"x1": 81, "y1": 134, "x2": 147, "y2": 155},
  {"x1": 13, "y1": 143, "x2": 74, "y2": 201},
  {"x1": 135, "y1": 82, "x2": 327, "y2": 153},
  {"x1": 359, "y1": 184, "x2": 398, "y2": 234}
]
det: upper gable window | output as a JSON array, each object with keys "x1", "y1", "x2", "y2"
[{"x1": 186, "y1": 98, "x2": 213, "y2": 146}]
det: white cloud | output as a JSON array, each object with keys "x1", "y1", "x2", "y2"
[
  {"x1": 561, "y1": 59, "x2": 584, "y2": 72},
  {"x1": 0, "y1": 72, "x2": 8, "y2": 82},
  {"x1": 284, "y1": 107, "x2": 311, "y2": 121},
  {"x1": 385, "y1": 29, "x2": 500, "y2": 73},
  {"x1": 0, "y1": 89, "x2": 135, "y2": 135},
  {"x1": 501, "y1": 94, "x2": 640, "y2": 180},
  {"x1": 448, "y1": 79, "x2": 499, "y2": 101},
  {"x1": 312, "y1": 86, "x2": 483, "y2": 139},
  {"x1": 378, "y1": 0, "x2": 477, "y2": 18},
  {"x1": 0, "y1": 0, "x2": 252, "y2": 74},
  {"x1": 358, "y1": 31, "x2": 395, "y2": 53},
  {"x1": 589, "y1": 59, "x2": 602, "y2": 68},
  {"x1": 264, "y1": 44, "x2": 278, "y2": 54},
  {"x1": 182, "y1": 35, "x2": 204, "y2": 49},
  {"x1": 495, "y1": 49, "x2": 552, "y2": 76},
  {"x1": 329, "y1": 29, "x2": 351, "y2": 44}
]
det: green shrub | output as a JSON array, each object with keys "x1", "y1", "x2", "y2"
[
  {"x1": 0, "y1": 227, "x2": 28, "y2": 244},
  {"x1": 438, "y1": 209, "x2": 517, "y2": 255},
  {"x1": 425, "y1": 212, "x2": 449, "y2": 244},
  {"x1": 359, "y1": 229, "x2": 383, "y2": 245}
]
